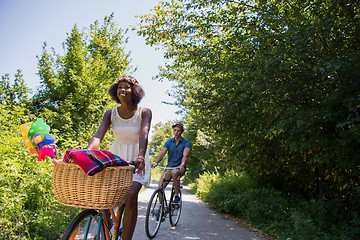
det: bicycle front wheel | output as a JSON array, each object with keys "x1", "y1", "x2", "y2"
[
  {"x1": 145, "y1": 188, "x2": 164, "y2": 239},
  {"x1": 112, "y1": 204, "x2": 125, "y2": 240},
  {"x1": 169, "y1": 188, "x2": 182, "y2": 226},
  {"x1": 61, "y1": 209, "x2": 106, "y2": 240}
]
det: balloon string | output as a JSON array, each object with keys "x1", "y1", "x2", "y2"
[{"x1": 51, "y1": 144, "x2": 64, "y2": 165}]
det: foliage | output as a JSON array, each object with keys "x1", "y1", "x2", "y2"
[
  {"x1": 183, "y1": 114, "x2": 225, "y2": 182},
  {"x1": 148, "y1": 122, "x2": 174, "y2": 182},
  {"x1": 1, "y1": 14, "x2": 131, "y2": 239},
  {"x1": 195, "y1": 170, "x2": 360, "y2": 240},
  {"x1": 148, "y1": 121, "x2": 173, "y2": 158},
  {"x1": 1, "y1": 70, "x2": 32, "y2": 104},
  {"x1": 137, "y1": 0, "x2": 360, "y2": 205},
  {"x1": 32, "y1": 13, "x2": 131, "y2": 150},
  {"x1": 0, "y1": 77, "x2": 78, "y2": 240}
]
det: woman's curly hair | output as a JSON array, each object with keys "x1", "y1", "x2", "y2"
[{"x1": 108, "y1": 76, "x2": 145, "y2": 106}]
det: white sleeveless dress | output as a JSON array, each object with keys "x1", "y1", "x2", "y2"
[{"x1": 109, "y1": 106, "x2": 151, "y2": 187}]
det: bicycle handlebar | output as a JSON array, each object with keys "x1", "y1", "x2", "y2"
[
  {"x1": 128, "y1": 160, "x2": 136, "y2": 166},
  {"x1": 153, "y1": 165, "x2": 180, "y2": 172}
]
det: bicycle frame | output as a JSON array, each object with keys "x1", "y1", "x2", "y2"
[{"x1": 158, "y1": 166, "x2": 178, "y2": 211}]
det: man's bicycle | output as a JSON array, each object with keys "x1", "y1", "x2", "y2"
[
  {"x1": 52, "y1": 161, "x2": 135, "y2": 240},
  {"x1": 145, "y1": 166, "x2": 183, "y2": 239}
]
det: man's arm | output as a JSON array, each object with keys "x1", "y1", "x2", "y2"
[
  {"x1": 152, "y1": 147, "x2": 168, "y2": 167},
  {"x1": 179, "y1": 148, "x2": 191, "y2": 169}
]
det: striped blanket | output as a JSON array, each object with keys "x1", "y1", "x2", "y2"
[{"x1": 63, "y1": 149, "x2": 128, "y2": 176}]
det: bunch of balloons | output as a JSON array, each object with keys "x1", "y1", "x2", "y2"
[{"x1": 20, "y1": 119, "x2": 59, "y2": 162}]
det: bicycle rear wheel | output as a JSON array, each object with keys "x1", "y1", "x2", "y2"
[
  {"x1": 145, "y1": 188, "x2": 164, "y2": 239},
  {"x1": 61, "y1": 209, "x2": 106, "y2": 240},
  {"x1": 169, "y1": 187, "x2": 182, "y2": 226}
]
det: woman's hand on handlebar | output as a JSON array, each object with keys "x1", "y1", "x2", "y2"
[{"x1": 135, "y1": 156, "x2": 145, "y2": 176}]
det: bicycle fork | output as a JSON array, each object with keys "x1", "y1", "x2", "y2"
[
  {"x1": 80, "y1": 211, "x2": 104, "y2": 240},
  {"x1": 97, "y1": 212, "x2": 104, "y2": 240}
]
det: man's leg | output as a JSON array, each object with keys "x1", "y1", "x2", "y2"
[
  {"x1": 171, "y1": 168, "x2": 185, "y2": 195},
  {"x1": 158, "y1": 169, "x2": 172, "y2": 189}
]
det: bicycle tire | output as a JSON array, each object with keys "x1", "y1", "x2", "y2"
[
  {"x1": 61, "y1": 209, "x2": 106, "y2": 240},
  {"x1": 169, "y1": 187, "x2": 182, "y2": 226},
  {"x1": 113, "y1": 204, "x2": 125, "y2": 240},
  {"x1": 145, "y1": 188, "x2": 164, "y2": 239}
]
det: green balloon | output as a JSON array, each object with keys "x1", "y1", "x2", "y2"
[{"x1": 27, "y1": 119, "x2": 51, "y2": 143}]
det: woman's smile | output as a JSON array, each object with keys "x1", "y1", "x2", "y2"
[{"x1": 117, "y1": 82, "x2": 132, "y2": 100}]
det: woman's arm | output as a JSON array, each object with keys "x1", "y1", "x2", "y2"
[
  {"x1": 136, "y1": 107, "x2": 152, "y2": 175},
  {"x1": 86, "y1": 110, "x2": 112, "y2": 150}
]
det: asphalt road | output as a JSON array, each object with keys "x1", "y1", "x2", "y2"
[{"x1": 131, "y1": 181, "x2": 264, "y2": 240}]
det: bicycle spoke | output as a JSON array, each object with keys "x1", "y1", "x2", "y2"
[
  {"x1": 169, "y1": 189, "x2": 182, "y2": 226},
  {"x1": 61, "y1": 209, "x2": 105, "y2": 240},
  {"x1": 145, "y1": 189, "x2": 164, "y2": 239}
]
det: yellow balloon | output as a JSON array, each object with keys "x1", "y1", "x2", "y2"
[
  {"x1": 33, "y1": 135, "x2": 45, "y2": 144},
  {"x1": 20, "y1": 123, "x2": 33, "y2": 148}
]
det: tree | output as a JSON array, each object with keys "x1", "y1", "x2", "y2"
[
  {"x1": 1, "y1": 70, "x2": 31, "y2": 104},
  {"x1": 0, "y1": 14, "x2": 133, "y2": 239},
  {"x1": 32, "y1": 13, "x2": 132, "y2": 149},
  {"x1": 137, "y1": 0, "x2": 360, "y2": 204},
  {"x1": 149, "y1": 121, "x2": 173, "y2": 159}
]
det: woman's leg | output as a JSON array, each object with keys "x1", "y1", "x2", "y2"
[{"x1": 122, "y1": 181, "x2": 142, "y2": 240}]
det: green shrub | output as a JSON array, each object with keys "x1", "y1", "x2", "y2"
[
  {"x1": 0, "y1": 106, "x2": 79, "y2": 239},
  {"x1": 194, "y1": 170, "x2": 359, "y2": 240},
  {"x1": 0, "y1": 148, "x2": 79, "y2": 240}
]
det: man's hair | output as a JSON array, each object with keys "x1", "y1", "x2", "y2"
[{"x1": 172, "y1": 122, "x2": 184, "y2": 131}]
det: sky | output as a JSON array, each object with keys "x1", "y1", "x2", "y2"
[{"x1": 0, "y1": 0, "x2": 180, "y2": 130}]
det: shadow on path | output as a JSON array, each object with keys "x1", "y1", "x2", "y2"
[{"x1": 132, "y1": 181, "x2": 263, "y2": 240}]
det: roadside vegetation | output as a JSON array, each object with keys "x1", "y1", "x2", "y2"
[
  {"x1": 143, "y1": 1, "x2": 360, "y2": 239},
  {"x1": 0, "y1": 15, "x2": 130, "y2": 239},
  {"x1": 150, "y1": 120, "x2": 360, "y2": 240},
  {"x1": 193, "y1": 171, "x2": 359, "y2": 240}
]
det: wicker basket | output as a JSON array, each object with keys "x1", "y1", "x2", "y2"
[{"x1": 52, "y1": 162, "x2": 134, "y2": 209}]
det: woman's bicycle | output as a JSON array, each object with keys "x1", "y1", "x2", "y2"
[
  {"x1": 61, "y1": 206, "x2": 125, "y2": 240},
  {"x1": 52, "y1": 161, "x2": 135, "y2": 240},
  {"x1": 145, "y1": 166, "x2": 183, "y2": 239}
]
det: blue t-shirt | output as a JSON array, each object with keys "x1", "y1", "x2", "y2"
[{"x1": 163, "y1": 137, "x2": 191, "y2": 167}]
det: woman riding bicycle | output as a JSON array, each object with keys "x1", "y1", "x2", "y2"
[{"x1": 87, "y1": 76, "x2": 152, "y2": 240}]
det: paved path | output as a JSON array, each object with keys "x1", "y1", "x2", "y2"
[{"x1": 132, "y1": 181, "x2": 263, "y2": 240}]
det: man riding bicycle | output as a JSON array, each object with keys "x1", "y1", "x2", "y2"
[{"x1": 151, "y1": 122, "x2": 191, "y2": 204}]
